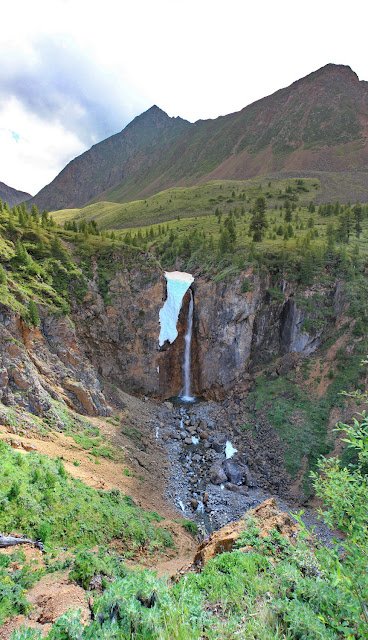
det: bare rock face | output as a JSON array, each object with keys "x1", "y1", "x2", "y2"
[
  {"x1": 192, "y1": 274, "x2": 331, "y2": 399},
  {"x1": 193, "y1": 274, "x2": 263, "y2": 397},
  {"x1": 67, "y1": 268, "x2": 335, "y2": 401},
  {"x1": 0, "y1": 304, "x2": 109, "y2": 425},
  {"x1": 71, "y1": 268, "x2": 164, "y2": 396}
]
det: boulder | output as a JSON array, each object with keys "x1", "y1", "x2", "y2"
[
  {"x1": 212, "y1": 440, "x2": 226, "y2": 453},
  {"x1": 209, "y1": 463, "x2": 227, "y2": 485},
  {"x1": 223, "y1": 460, "x2": 247, "y2": 485},
  {"x1": 224, "y1": 482, "x2": 247, "y2": 495}
]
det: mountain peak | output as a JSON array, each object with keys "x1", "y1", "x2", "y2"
[
  {"x1": 29, "y1": 62, "x2": 368, "y2": 212},
  {"x1": 296, "y1": 63, "x2": 360, "y2": 86},
  {"x1": 145, "y1": 104, "x2": 167, "y2": 115},
  {"x1": 136, "y1": 104, "x2": 170, "y2": 122}
]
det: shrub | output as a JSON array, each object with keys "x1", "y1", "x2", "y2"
[
  {"x1": 28, "y1": 300, "x2": 40, "y2": 327},
  {"x1": 0, "y1": 264, "x2": 7, "y2": 284}
]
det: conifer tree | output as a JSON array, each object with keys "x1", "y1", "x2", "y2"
[
  {"x1": 28, "y1": 300, "x2": 40, "y2": 327},
  {"x1": 249, "y1": 196, "x2": 267, "y2": 242},
  {"x1": 353, "y1": 203, "x2": 363, "y2": 238},
  {"x1": 0, "y1": 265, "x2": 6, "y2": 285}
]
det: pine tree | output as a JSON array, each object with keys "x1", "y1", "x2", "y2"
[
  {"x1": 249, "y1": 196, "x2": 267, "y2": 242},
  {"x1": 41, "y1": 210, "x2": 49, "y2": 227},
  {"x1": 337, "y1": 210, "x2": 353, "y2": 243},
  {"x1": 28, "y1": 300, "x2": 40, "y2": 327},
  {"x1": 224, "y1": 214, "x2": 236, "y2": 244},
  {"x1": 353, "y1": 203, "x2": 363, "y2": 238},
  {"x1": 0, "y1": 265, "x2": 6, "y2": 285},
  {"x1": 218, "y1": 228, "x2": 232, "y2": 254},
  {"x1": 284, "y1": 200, "x2": 292, "y2": 223},
  {"x1": 15, "y1": 241, "x2": 32, "y2": 266},
  {"x1": 31, "y1": 204, "x2": 40, "y2": 223},
  {"x1": 50, "y1": 236, "x2": 69, "y2": 263}
]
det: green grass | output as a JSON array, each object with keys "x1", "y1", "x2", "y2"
[
  {"x1": 52, "y1": 177, "x2": 319, "y2": 230},
  {"x1": 246, "y1": 334, "x2": 368, "y2": 492},
  {"x1": 11, "y1": 517, "x2": 367, "y2": 639},
  {"x1": 0, "y1": 550, "x2": 43, "y2": 625},
  {"x1": 0, "y1": 440, "x2": 173, "y2": 552}
]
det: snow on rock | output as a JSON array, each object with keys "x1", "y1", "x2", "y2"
[
  {"x1": 159, "y1": 271, "x2": 194, "y2": 346},
  {"x1": 225, "y1": 440, "x2": 238, "y2": 459}
]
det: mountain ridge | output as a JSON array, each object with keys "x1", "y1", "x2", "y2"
[
  {"x1": 28, "y1": 63, "x2": 368, "y2": 211},
  {"x1": 0, "y1": 181, "x2": 31, "y2": 207}
]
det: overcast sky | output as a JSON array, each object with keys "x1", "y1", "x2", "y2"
[{"x1": 1, "y1": 0, "x2": 367, "y2": 195}]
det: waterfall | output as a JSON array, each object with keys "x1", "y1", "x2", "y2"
[
  {"x1": 159, "y1": 271, "x2": 196, "y2": 402},
  {"x1": 180, "y1": 289, "x2": 194, "y2": 402}
]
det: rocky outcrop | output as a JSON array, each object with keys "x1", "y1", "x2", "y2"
[
  {"x1": 280, "y1": 299, "x2": 321, "y2": 354},
  {"x1": 192, "y1": 274, "x2": 331, "y2": 399},
  {"x1": 0, "y1": 304, "x2": 109, "y2": 427},
  {"x1": 0, "y1": 255, "x2": 338, "y2": 422},
  {"x1": 71, "y1": 267, "x2": 164, "y2": 396},
  {"x1": 193, "y1": 498, "x2": 299, "y2": 566}
]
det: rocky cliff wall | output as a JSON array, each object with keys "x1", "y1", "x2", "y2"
[
  {"x1": 0, "y1": 265, "x2": 338, "y2": 420},
  {"x1": 71, "y1": 267, "x2": 337, "y2": 401},
  {"x1": 0, "y1": 304, "x2": 109, "y2": 428}
]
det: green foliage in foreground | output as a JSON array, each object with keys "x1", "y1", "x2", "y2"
[
  {"x1": 10, "y1": 409, "x2": 368, "y2": 639},
  {"x1": 0, "y1": 441, "x2": 172, "y2": 551},
  {"x1": 0, "y1": 550, "x2": 43, "y2": 625}
]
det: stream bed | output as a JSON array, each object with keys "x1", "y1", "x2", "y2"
[{"x1": 159, "y1": 399, "x2": 337, "y2": 545}]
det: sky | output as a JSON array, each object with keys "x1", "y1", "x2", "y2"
[{"x1": 0, "y1": 0, "x2": 367, "y2": 195}]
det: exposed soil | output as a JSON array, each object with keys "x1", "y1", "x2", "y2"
[{"x1": 0, "y1": 569, "x2": 90, "y2": 640}]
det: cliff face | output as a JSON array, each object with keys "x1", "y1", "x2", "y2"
[
  {"x1": 193, "y1": 274, "x2": 331, "y2": 399},
  {"x1": 0, "y1": 304, "x2": 109, "y2": 429},
  {"x1": 0, "y1": 266, "x2": 338, "y2": 421},
  {"x1": 70, "y1": 269, "x2": 336, "y2": 401}
]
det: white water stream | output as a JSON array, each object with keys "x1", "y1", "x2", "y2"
[{"x1": 181, "y1": 289, "x2": 194, "y2": 402}]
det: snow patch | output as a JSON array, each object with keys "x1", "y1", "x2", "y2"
[
  {"x1": 225, "y1": 440, "x2": 237, "y2": 459},
  {"x1": 159, "y1": 271, "x2": 194, "y2": 346}
]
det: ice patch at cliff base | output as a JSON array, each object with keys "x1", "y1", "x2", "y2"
[{"x1": 159, "y1": 271, "x2": 194, "y2": 346}]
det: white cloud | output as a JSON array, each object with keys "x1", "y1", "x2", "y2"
[
  {"x1": 0, "y1": 0, "x2": 367, "y2": 194},
  {"x1": 0, "y1": 98, "x2": 85, "y2": 195}
]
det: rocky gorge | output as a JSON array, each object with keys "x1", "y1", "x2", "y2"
[{"x1": 0, "y1": 253, "x2": 349, "y2": 532}]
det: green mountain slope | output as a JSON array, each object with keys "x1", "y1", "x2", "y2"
[
  {"x1": 28, "y1": 106, "x2": 190, "y2": 211},
  {"x1": 52, "y1": 177, "x2": 319, "y2": 230},
  {"x1": 29, "y1": 64, "x2": 368, "y2": 212}
]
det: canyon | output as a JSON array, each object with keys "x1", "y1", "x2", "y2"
[{"x1": 0, "y1": 255, "x2": 348, "y2": 530}]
